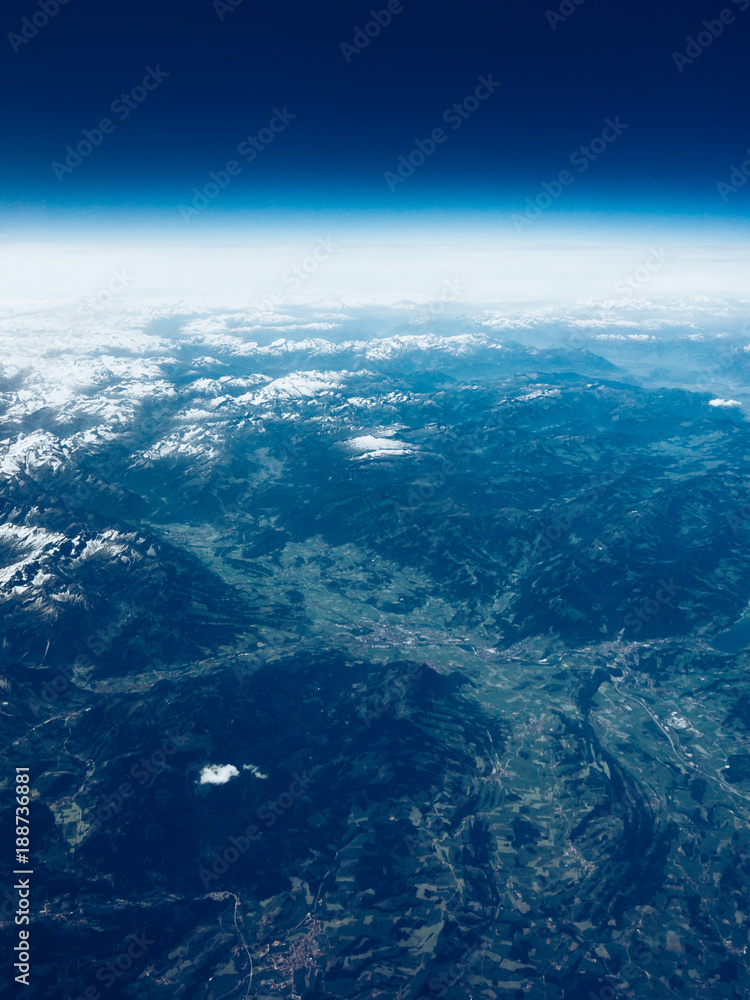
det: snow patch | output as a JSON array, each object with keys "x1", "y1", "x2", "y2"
[{"x1": 346, "y1": 435, "x2": 409, "y2": 453}]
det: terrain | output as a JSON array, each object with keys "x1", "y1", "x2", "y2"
[{"x1": 1, "y1": 308, "x2": 749, "y2": 999}]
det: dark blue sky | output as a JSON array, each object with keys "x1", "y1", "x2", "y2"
[{"x1": 3, "y1": 0, "x2": 750, "y2": 227}]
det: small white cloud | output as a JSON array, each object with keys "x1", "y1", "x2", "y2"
[
  {"x1": 199, "y1": 764, "x2": 240, "y2": 785},
  {"x1": 709, "y1": 398, "x2": 742, "y2": 408},
  {"x1": 243, "y1": 764, "x2": 269, "y2": 779}
]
